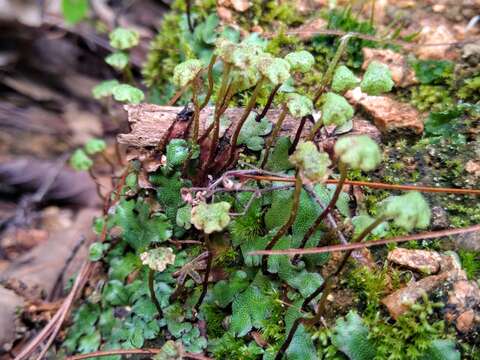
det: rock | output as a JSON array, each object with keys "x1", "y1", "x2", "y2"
[
  {"x1": 445, "y1": 280, "x2": 480, "y2": 332},
  {"x1": 455, "y1": 309, "x2": 475, "y2": 333},
  {"x1": 382, "y1": 269, "x2": 466, "y2": 319},
  {"x1": 346, "y1": 89, "x2": 424, "y2": 135},
  {"x1": 387, "y1": 248, "x2": 442, "y2": 275},
  {"x1": 1, "y1": 208, "x2": 99, "y2": 299},
  {"x1": 285, "y1": 18, "x2": 327, "y2": 40},
  {"x1": 462, "y1": 43, "x2": 480, "y2": 67},
  {"x1": 439, "y1": 252, "x2": 463, "y2": 272},
  {"x1": 217, "y1": 6, "x2": 233, "y2": 22},
  {"x1": 465, "y1": 160, "x2": 480, "y2": 177},
  {"x1": 451, "y1": 230, "x2": 480, "y2": 251},
  {"x1": 415, "y1": 19, "x2": 459, "y2": 60},
  {"x1": 362, "y1": 48, "x2": 417, "y2": 87},
  {"x1": 231, "y1": 0, "x2": 250, "y2": 12},
  {"x1": 431, "y1": 206, "x2": 449, "y2": 229},
  {"x1": 0, "y1": 286, "x2": 24, "y2": 351}
]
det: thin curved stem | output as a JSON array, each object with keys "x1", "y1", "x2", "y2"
[
  {"x1": 186, "y1": 0, "x2": 194, "y2": 33},
  {"x1": 369, "y1": 0, "x2": 376, "y2": 26},
  {"x1": 191, "y1": 80, "x2": 202, "y2": 144},
  {"x1": 251, "y1": 223, "x2": 480, "y2": 257},
  {"x1": 260, "y1": 105, "x2": 288, "y2": 169},
  {"x1": 225, "y1": 77, "x2": 266, "y2": 170},
  {"x1": 202, "y1": 65, "x2": 232, "y2": 176},
  {"x1": 274, "y1": 317, "x2": 304, "y2": 360},
  {"x1": 261, "y1": 171, "x2": 302, "y2": 275},
  {"x1": 194, "y1": 234, "x2": 212, "y2": 312},
  {"x1": 313, "y1": 34, "x2": 352, "y2": 105},
  {"x1": 292, "y1": 162, "x2": 348, "y2": 263},
  {"x1": 148, "y1": 268, "x2": 163, "y2": 317},
  {"x1": 307, "y1": 116, "x2": 323, "y2": 141},
  {"x1": 289, "y1": 114, "x2": 310, "y2": 155},
  {"x1": 301, "y1": 216, "x2": 386, "y2": 310},
  {"x1": 167, "y1": 81, "x2": 190, "y2": 106},
  {"x1": 256, "y1": 83, "x2": 281, "y2": 122},
  {"x1": 199, "y1": 55, "x2": 218, "y2": 110},
  {"x1": 274, "y1": 216, "x2": 387, "y2": 360}
]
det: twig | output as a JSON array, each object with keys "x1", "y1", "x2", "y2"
[
  {"x1": 16, "y1": 169, "x2": 130, "y2": 360},
  {"x1": 49, "y1": 235, "x2": 87, "y2": 301},
  {"x1": 33, "y1": 262, "x2": 92, "y2": 360},
  {"x1": 303, "y1": 184, "x2": 349, "y2": 246},
  {"x1": 65, "y1": 348, "x2": 212, "y2": 360},
  {"x1": 236, "y1": 174, "x2": 480, "y2": 195},
  {"x1": 264, "y1": 28, "x2": 480, "y2": 49},
  {"x1": 249, "y1": 223, "x2": 480, "y2": 256}
]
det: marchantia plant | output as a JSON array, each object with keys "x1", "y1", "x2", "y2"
[{"x1": 63, "y1": 6, "x2": 470, "y2": 360}]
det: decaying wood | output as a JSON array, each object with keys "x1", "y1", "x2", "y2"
[{"x1": 118, "y1": 104, "x2": 381, "y2": 148}]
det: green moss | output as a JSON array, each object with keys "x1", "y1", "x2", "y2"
[
  {"x1": 445, "y1": 203, "x2": 480, "y2": 228},
  {"x1": 201, "y1": 303, "x2": 226, "y2": 338},
  {"x1": 234, "y1": 0, "x2": 303, "y2": 29},
  {"x1": 369, "y1": 297, "x2": 454, "y2": 360},
  {"x1": 458, "y1": 250, "x2": 480, "y2": 280},
  {"x1": 458, "y1": 76, "x2": 480, "y2": 102},
  {"x1": 410, "y1": 85, "x2": 453, "y2": 112},
  {"x1": 348, "y1": 266, "x2": 388, "y2": 317}
]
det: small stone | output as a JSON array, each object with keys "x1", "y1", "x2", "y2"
[
  {"x1": 439, "y1": 252, "x2": 463, "y2": 272},
  {"x1": 354, "y1": 94, "x2": 424, "y2": 135},
  {"x1": 465, "y1": 160, "x2": 480, "y2": 177},
  {"x1": 217, "y1": 6, "x2": 233, "y2": 22},
  {"x1": 447, "y1": 280, "x2": 480, "y2": 312},
  {"x1": 287, "y1": 18, "x2": 327, "y2": 41},
  {"x1": 231, "y1": 0, "x2": 250, "y2": 12},
  {"x1": 387, "y1": 248, "x2": 442, "y2": 275},
  {"x1": 431, "y1": 206, "x2": 449, "y2": 229},
  {"x1": 0, "y1": 286, "x2": 24, "y2": 350},
  {"x1": 415, "y1": 19, "x2": 458, "y2": 60},
  {"x1": 382, "y1": 270, "x2": 464, "y2": 319},
  {"x1": 451, "y1": 230, "x2": 480, "y2": 252},
  {"x1": 362, "y1": 48, "x2": 417, "y2": 87},
  {"x1": 456, "y1": 309, "x2": 475, "y2": 333},
  {"x1": 445, "y1": 280, "x2": 480, "y2": 332}
]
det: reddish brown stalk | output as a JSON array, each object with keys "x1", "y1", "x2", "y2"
[
  {"x1": 148, "y1": 268, "x2": 162, "y2": 317},
  {"x1": 66, "y1": 349, "x2": 212, "y2": 360},
  {"x1": 261, "y1": 172, "x2": 302, "y2": 274},
  {"x1": 260, "y1": 104, "x2": 288, "y2": 169},
  {"x1": 236, "y1": 174, "x2": 480, "y2": 195},
  {"x1": 224, "y1": 77, "x2": 265, "y2": 170},
  {"x1": 289, "y1": 114, "x2": 311, "y2": 155},
  {"x1": 167, "y1": 82, "x2": 191, "y2": 106},
  {"x1": 292, "y1": 162, "x2": 348, "y2": 263},
  {"x1": 194, "y1": 234, "x2": 213, "y2": 312},
  {"x1": 250, "y1": 224, "x2": 480, "y2": 256},
  {"x1": 199, "y1": 55, "x2": 218, "y2": 110},
  {"x1": 256, "y1": 83, "x2": 281, "y2": 123}
]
